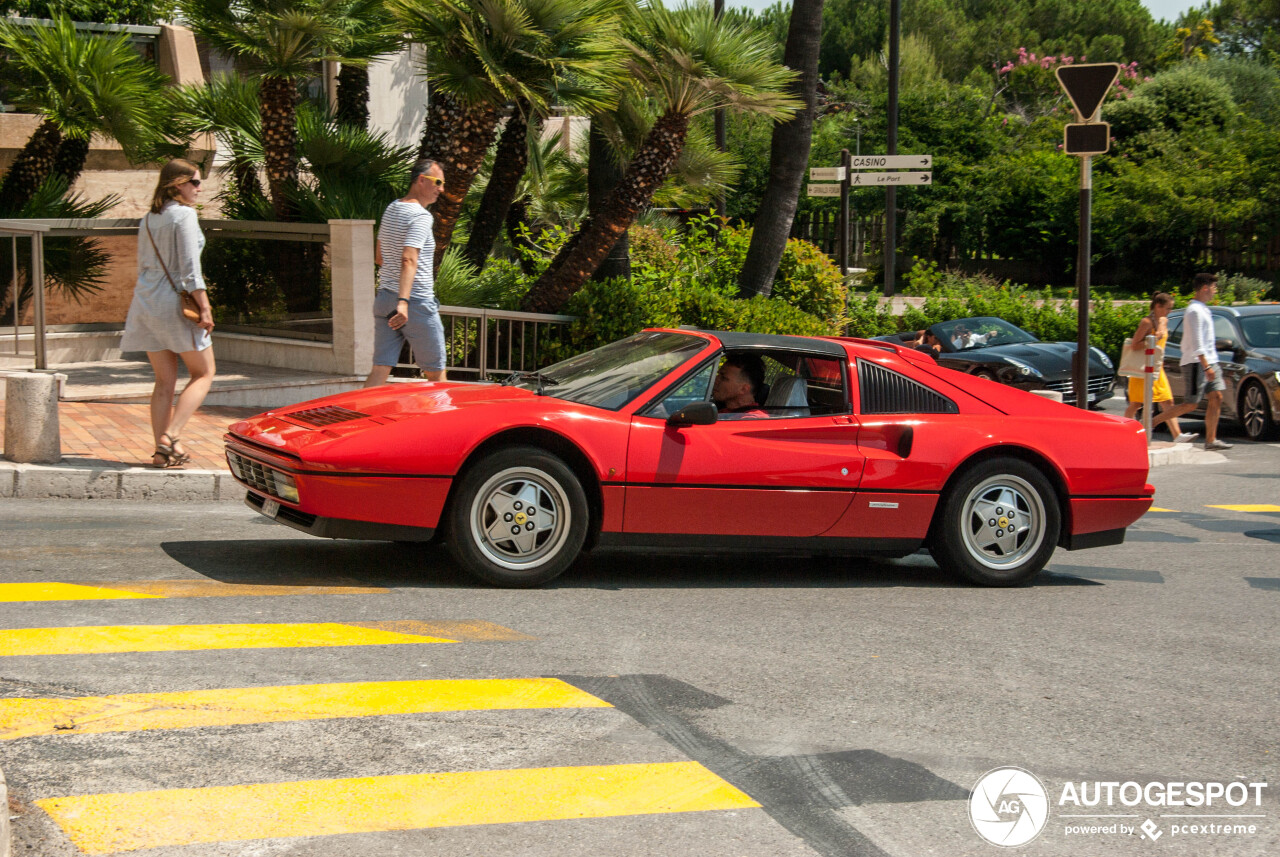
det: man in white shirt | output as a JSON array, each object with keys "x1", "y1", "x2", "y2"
[
  {"x1": 1150, "y1": 273, "x2": 1232, "y2": 450},
  {"x1": 365, "y1": 158, "x2": 448, "y2": 388}
]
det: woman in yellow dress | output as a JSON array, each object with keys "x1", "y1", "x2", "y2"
[{"x1": 1124, "y1": 292, "x2": 1195, "y2": 442}]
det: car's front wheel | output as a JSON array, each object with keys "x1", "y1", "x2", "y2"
[
  {"x1": 1239, "y1": 380, "x2": 1277, "y2": 441},
  {"x1": 928, "y1": 458, "x2": 1060, "y2": 586},
  {"x1": 446, "y1": 446, "x2": 588, "y2": 587}
]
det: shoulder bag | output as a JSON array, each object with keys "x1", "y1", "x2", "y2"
[
  {"x1": 1119, "y1": 316, "x2": 1163, "y2": 378},
  {"x1": 145, "y1": 213, "x2": 201, "y2": 323}
]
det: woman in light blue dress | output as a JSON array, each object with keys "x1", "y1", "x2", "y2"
[{"x1": 119, "y1": 159, "x2": 216, "y2": 468}]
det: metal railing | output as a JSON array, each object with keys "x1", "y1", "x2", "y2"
[
  {"x1": 0, "y1": 219, "x2": 51, "y2": 369},
  {"x1": 401, "y1": 306, "x2": 577, "y2": 380}
]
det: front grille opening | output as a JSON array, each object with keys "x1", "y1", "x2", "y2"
[
  {"x1": 859, "y1": 361, "x2": 958, "y2": 415},
  {"x1": 227, "y1": 451, "x2": 296, "y2": 503},
  {"x1": 285, "y1": 406, "x2": 369, "y2": 427}
]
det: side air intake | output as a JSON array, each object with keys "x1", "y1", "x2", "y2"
[{"x1": 859, "y1": 361, "x2": 958, "y2": 415}]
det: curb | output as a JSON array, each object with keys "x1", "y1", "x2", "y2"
[
  {"x1": 0, "y1": 462, "x2": 241, "y2": 501},
  {"x1": 1147, "y1": 442, "x2": 1227, "y2": 468}
]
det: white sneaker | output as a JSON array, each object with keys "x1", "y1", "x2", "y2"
[
  {"x1": 1204, "y1": 439, "x2": 1234, "y2": 451},
  {"x1": 1174, "y1": 433, "x2": 1198, "y2": 443}
]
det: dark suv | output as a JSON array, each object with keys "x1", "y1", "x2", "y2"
[{"x1": 1164, "y1": 304, "x2": 1280, "y2": 441}]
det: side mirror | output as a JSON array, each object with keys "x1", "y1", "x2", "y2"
[
  {"x1": 1215, "y1": 337, "x2": 1245, "y2": 360},
  {"x1": 666, "y1": 401, "x2": 718, "y2": 426}
]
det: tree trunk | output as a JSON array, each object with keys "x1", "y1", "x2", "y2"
[
  {"x1": 0, "y1": 120, "x2": 62, "y2": 215},
  {"x1": 51, "y1": 136, "x2": 90, "y2": 190},
  {"x1": 431, "y1": 102, "x2": 500, "y2": 270},
  {"x1": 588, "y1": 119, "x2": 630, "y2": 281},
  {"x1": 462, "y1": 108, "x2": 536, "y2": 270},
  {"x1": 335, "y1": 63, "x2": 370, "y2": 128},
  {"x1": 737, "y1": 0, "x2": 824, "y2": 298},
  {"x1": 521, "y1": 111, "x2": 689, "y2": 313},
  {"x1": 259, "y1": 75, "x2": 300, "y2": 222},
  {"x1": 418, "y1": 90, "x2": 462, "y2": 162}
]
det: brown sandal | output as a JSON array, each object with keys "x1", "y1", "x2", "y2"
[{"x1": 164, "y1": 434, "x2": 192, "y2": 467}]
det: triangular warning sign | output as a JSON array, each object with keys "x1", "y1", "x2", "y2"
[{"x1": 1055, "y1": 63, "x2": 1121, "y2": 121}]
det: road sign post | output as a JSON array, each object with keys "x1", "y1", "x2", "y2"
[
  {"x1": 839, "y1": 149, "x2": 850, "y2": 273},
  {"x1": 1056, "y1": 62, "x2": 1120, "y2": 409}
]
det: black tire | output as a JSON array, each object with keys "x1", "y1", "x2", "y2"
[
  {"x1": 1239, "y1": 381, "x2": 1277, "y2": 441},
  {"x1": 928, "y1": 457, "x2": 1061, "y2": 587},
  {"x1": 975, "y1": 370, "x2": 997, "y2": 382},
  {"x1": 445, "y1": 446, "x2": 589, "y2": 587}
]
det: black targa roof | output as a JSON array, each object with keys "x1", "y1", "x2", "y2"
[{"x1": 699, "y1": 330, "x2": 848, "y2": 358}]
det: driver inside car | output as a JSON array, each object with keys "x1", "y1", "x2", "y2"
[{"x1": 713, "y1": 353, "x2": 768, "y2": 419}]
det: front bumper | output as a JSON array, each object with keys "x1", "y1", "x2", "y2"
[{"x1": 244, "y1": 492, "x2": 436, "y2": 541}]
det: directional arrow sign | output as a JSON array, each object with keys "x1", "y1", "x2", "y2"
[
  {"x1": 810, "y1": 167, "x2": 846, "y2": 181},
  {"x1": 806, "y1": 183, "x2": 842, "y2": 197},
  {"x1": 1055, "y1": 63, "x2": 1121, "y2": 121},
  {"x1": 848, "y1": 171, "x2": 932, "y2": 186},
  {"x1": 849, "y1": 155, "x2": 932, "y2": 170}
]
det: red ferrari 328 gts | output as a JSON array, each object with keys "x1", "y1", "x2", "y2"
[{"x1": 225, "y1": 330, "x2": 1153, "y2": 588}]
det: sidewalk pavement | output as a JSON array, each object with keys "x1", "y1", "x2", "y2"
[{"x1": 0, "y1": 399, "x2": 254, "y2": 501}]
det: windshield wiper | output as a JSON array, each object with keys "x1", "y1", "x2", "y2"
[{"x1": 502, "y1": 370, "x2": 560, "y2": 395}]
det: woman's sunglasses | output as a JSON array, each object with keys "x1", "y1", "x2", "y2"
[{"x1": 188, "y1": 178, "x2": 201, "y2": 188}]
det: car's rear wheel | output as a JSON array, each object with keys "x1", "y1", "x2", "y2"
[
  {"x1": 975, "y1": 370, "x2": 997, "y2": 382},
  {"x1": 446, "y1": 446, "x2": 588, "y2": 587},
  {"x1": 1239, "y1": 381, "x2": 1277, "y2": 441},
  {"x1": 928, "y1": 458, "x2": 1060, "y2": 587}
]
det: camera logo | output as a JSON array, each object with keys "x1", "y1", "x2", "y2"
[{"x1": 969, "y1": 767, "x2": 1050, "y2": 847}]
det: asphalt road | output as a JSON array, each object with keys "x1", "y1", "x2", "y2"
[{"x1": 0, "y1": 423, "x2": 1276, "y2": 856}]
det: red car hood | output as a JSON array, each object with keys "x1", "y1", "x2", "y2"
[{"x1": 227, "y1": 381, "x2": 542, "y2": 463}]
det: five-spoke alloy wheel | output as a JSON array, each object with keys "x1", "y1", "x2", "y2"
[
  {"x1": 447, "y1": 446, "x2": 588, "y2": 587},
  {"x1": 929, "y1": 458, "x2": 1060, "y2": 586}
]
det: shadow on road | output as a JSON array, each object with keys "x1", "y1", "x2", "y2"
[{"x1": 159, "y1": 539, "x2": 1131, "y2": 591}]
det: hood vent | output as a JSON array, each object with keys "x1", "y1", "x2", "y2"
[{"x1": 285, "y1": 405, "x2": 370, "y2": 427}]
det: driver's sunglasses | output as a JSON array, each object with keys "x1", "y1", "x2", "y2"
[{"x1": 422, "y1": 176, "x2": 445, "y2": 188}]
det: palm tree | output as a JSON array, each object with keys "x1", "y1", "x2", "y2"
[
  {"x1": 0, "y1": 14, "x2": 170, "y2": 213},
  {"x1": 179, "y1": 0, "x2": 378, "y2": 220},
  {"x1": 520, "y1": 1, "x2": 799, "y2": 313},
  {"x1": 389, "y1": 0, "x2": 628, "y2": 268},
  {"x1": 737, "y1": 0, "x2": 824, "y2": 299},
  {"x1": 335, "y1": 0, "x2": 405, "y2": 128}
]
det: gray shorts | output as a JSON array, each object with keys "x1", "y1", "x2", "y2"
[
  {"x1": 1185, "y1": 362, "x2": 1226, "y2": 403},
  {"x1": 372, "y1": 290, "x2": 446, "y2": 371}
]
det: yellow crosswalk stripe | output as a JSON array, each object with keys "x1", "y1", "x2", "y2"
[
  {"x1": 0, "y1": 678, "x2": 610, "y2": 740},
  {"x1": 0, "y1": 583, "x2": 163, "y2": 602},
  {"x1": 1207, "y1": 504, "x2": 1280, "y2": 513},
  {"x1": 0, "y1": 580, "x2": 389, "y2": 601},
  {"x1": 37, "y1": 761, "x2": 760, "y2": 854},
  {"x1": 0, "y1": 623, "x2": 456, "y2": 657}
]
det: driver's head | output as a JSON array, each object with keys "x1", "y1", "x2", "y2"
[{"x1": 713, "y1": 353, "x2": 766, "y2": 406}]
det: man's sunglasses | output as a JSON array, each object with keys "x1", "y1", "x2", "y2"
[{"x1": 420, "y1": 175, "x2": 445, "y2": 188}]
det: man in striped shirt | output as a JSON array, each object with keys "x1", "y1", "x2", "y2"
[{"x1": 365, "y1": 158, "x2": 448, "y2": 387}]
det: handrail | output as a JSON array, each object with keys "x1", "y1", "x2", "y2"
[
  {"x1": 0, "y1": 220, "x2": 51, "y2": 369},
  {"x1": 12, "y1": 218, "x2": 331, "y2": 242}
]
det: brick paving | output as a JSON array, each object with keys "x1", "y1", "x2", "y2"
[{"x1": 0, "y1": 401, "x2": 260, "y2": 471}]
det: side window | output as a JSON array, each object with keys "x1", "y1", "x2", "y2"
[
  {"x1": 645, "y1": 360, "x2": 715, "y2": 419},
  {"x1": 858, "y1": 360, "x2": 958, "y2": 415},
  {"x1": 1213, "y1": 315, "x2": 1238, "y2": 346},
  {"x1": 1166, "y1": 315, "x2": 1183, "y2": 346}
]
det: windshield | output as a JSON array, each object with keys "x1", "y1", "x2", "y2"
[
  {"x1": 1240, "y1": 313, "x2": 1280, "y2": 349},
  {"x1": 932, "y1": 317, "x2": 1037, "y2": 352},
  {"x1": 507, "y1": 331, "x2": 707, "y2": 410}
]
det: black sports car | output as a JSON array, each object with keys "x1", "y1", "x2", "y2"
[
  {"x1": 881, "y1": 316, "x2": 1116, "y2": 406},
  {"x1": 1163, "y1": 304, "x2": 1280, "y2": 441}
]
